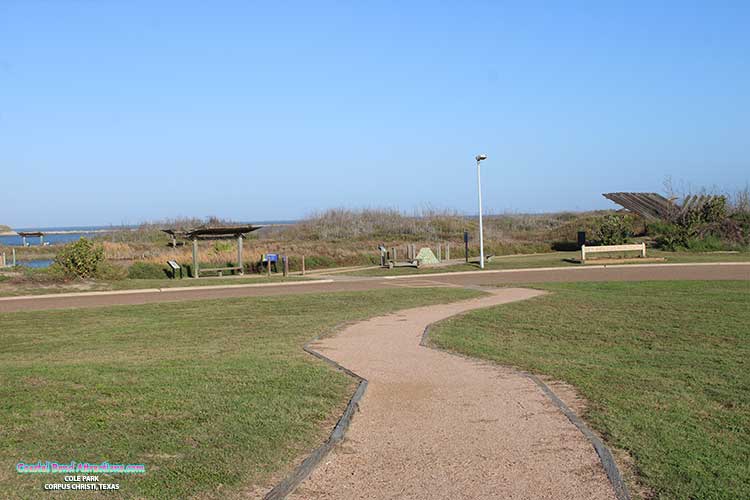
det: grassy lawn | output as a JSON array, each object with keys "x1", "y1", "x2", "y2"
[
  {"x1": 429, "y1": 281, "x2": 750, "y2": 499},
  {"x1": 0, "y1": 287, "x2": 481, "y2": 498},
  {"x1": 0, "y1": 274, "x2": 312, "y2": 297},
  {"x1": 347, "y1": 250, "x2": 750, "y2": 277}
]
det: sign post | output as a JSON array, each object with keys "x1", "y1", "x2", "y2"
[{"x1": 463, "y1": 231, "x2": 470, "y2": 263}]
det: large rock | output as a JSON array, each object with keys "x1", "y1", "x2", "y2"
[{"x1": 415, "y1": 247, "x2": 440, "y2": 265}]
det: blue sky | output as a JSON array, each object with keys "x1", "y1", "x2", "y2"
[{"x1": 1, "y1": 1, "x2": 748, "y2": 227}]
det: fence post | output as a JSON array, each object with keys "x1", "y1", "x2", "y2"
[
  {"x1": 237, "y1": 234, "x2": 244, "y2": 275},
  {"x1": 641, "y1": 242, "x2": 646, "y2": 258},
  {"x1": 581, "y1": 244, "x2": 587, "y2": 262},
  {"x1": 192, "y1": 238, "x2": 199, "y2": 278}
]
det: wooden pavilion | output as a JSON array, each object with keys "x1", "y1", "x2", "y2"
[{"x1": 162, "y1": 225, "x2": 261, "y2": 278}]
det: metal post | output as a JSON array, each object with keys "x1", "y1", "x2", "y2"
[
  {"x1": 192, "y1": 238, "x2": 199, "y2": 278},
  {"x1": 464, "y1": 230, "x2": 469, "y2": 263},
  {"x1": 237, "y1": 234, "x2": 244, "y2": 275},
  {"x1": 477, "y1": 158, "x2": 485, "y2": 269}
]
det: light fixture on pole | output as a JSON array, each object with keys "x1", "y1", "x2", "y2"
[{"x1": 475, "y1": 154, "x2": 487, "y2": 269}]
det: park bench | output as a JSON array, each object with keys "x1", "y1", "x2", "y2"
[
  {"x1": 200, "y1": 266, "x2": 243, "y2": 277},
  {"x1": 581, "y1": 243, "x2": 646, "y2": 262}
]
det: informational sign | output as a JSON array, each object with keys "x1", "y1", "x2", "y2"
[
  {"x1": 263, "y1": 253, "x2": 279, "y2": 263},
  {"x1": 167, "y1": 260, "x2": 180, "y2": 270}
]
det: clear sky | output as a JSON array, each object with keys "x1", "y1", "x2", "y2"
[{"x1": 1, "y1": 1, "x2": 748, "y2": 227}]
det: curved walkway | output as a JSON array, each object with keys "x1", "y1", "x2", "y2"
[{"x1": 289, "y1": 288, "x2": 617, "y2": 500}]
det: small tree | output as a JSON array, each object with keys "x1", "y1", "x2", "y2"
[
  {"x1": 54, "y1": 238, "x2": 105, "y2": 278},
  {"x1": 596, "y1": 214, "x2": 633, "y2": 245}
]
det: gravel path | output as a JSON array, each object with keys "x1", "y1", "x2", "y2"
[{"x1": 290, "y1": 288, "x2": 617, "y2": 500}]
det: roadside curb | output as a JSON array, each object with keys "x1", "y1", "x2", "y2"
[
  {"x1": 0, "y1": 279, "x2": 333, "y2": 302},
  {"x1": 263, "y1": 327, "x2": 368, "y2": 500},
  {"x1": 420, "y1": 321, "x2": 631, "y2": 500}
]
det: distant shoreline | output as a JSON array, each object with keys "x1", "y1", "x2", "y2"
[{"x1": 0, "y1": 229, "x2": 118, "y2": 236}]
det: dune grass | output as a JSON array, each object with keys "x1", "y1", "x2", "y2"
[
  {"x1": 0, "y1": 287, "x2": 481, "y2": 498},
  {"x1": 429, "y1": 281, "x2": 750, "y2": 499}
]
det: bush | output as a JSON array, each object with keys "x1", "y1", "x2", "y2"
[
  {"x1": 127, "y1": 262, "x2": 169, "y2": 279},
  {"x1": 54, "y1": 238, "x2": 105, "y2": 278},
  {"x1": 595, "y1": 214, "x2": 633, "y2": 245},
  {"x1": 97, "y1": 262, "x2": 128, "y2": 280},
  {"x1": 648, "y1": 221, "x2": 687, "y2": 250}
]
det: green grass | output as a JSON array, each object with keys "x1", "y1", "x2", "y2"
[
  {"x1": 0, "y1": 287, "x2": 481, "y2": 498},
  {"x1": 0, "y1": 274, "x2": 312, "y2": 297},
  {"x1": 347, "y1": 250, "x2": 750, "y2": 276},
  {"x1": 429, "y1": 281, "x2": 750, "y2": 499}
]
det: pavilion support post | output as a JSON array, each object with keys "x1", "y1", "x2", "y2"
[
  {"x1": 267, "y1": 256, "x2": 271, "y2": 277},
  {"x1": 446, "y1": 243, "x2": 450, "y2": 260},
  {"x1": 237, "y1": 235, "x2": 244, "y2": 275},
  {"x1": 437, "y1": 244, "x2": 442, "y2": 261},
  {"x1": 12, "y1": 248, "x2": 16, "y2": 266},
  {"x1": 301, "y1": 255, "x2": 305, "y2": 275},
  {"x1": 283, "y1": 255, "x2": 288, "y2": 277},
  {"x1": 192, "y1": 238, "x2": 199, "y2": 278}
]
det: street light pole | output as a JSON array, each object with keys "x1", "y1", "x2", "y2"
[{"x1": 475, "y1": 154, "x2": 487, "y2": 269}]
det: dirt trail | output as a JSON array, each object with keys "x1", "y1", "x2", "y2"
[{"x1": 290, "y1": 288, "x2": 617, "y2": 500}]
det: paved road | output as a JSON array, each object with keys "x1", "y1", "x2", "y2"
[{"x1": 1, "y1": 263, "x2": 748, "y2": 313}]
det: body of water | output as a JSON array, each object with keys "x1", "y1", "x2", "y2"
[
  {"x1": 18, "y1": 259, "x2": 54, "y2": 269},
  {"x1": 0, "y1": 226, "x2": 124, "y2": 247},
  {"x1": 0, "y1": 221, "x2": 296, "y2": 247}
]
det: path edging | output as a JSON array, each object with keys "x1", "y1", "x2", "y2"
[
  {"x1": 420, "y1": 323, "x2": 631, "y2": 500},
  {"x1": 263, "y1": 328, "x2": 368, "y2": 500}
]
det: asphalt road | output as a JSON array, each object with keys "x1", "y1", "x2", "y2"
[{"x1": 1, "y1": 263, "x2": 748, "y2": 313}]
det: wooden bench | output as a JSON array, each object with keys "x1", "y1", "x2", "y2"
[
  {"x1": 199, "y1": 266, "x2": 243, "y2": 277},
  {"x1": 581, "y1": 243, "x2": 646, "y2": 262}
]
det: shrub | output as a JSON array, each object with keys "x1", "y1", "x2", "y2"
[
  {"x1": 54, "y1": 238, "x2": 105, "y2": 278},
  {"x1": 595, "y1": 214, "x2": 633, "y2": 245},
  {"x1": 127, "y1": 262, "x2": 169, "y2": 279},
  {"x1": 97, "y1": 262, "x2": 128, "y2": 280},
  {"x1": 648, "y1": 221, "x2": 688, "y2": 250}
]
